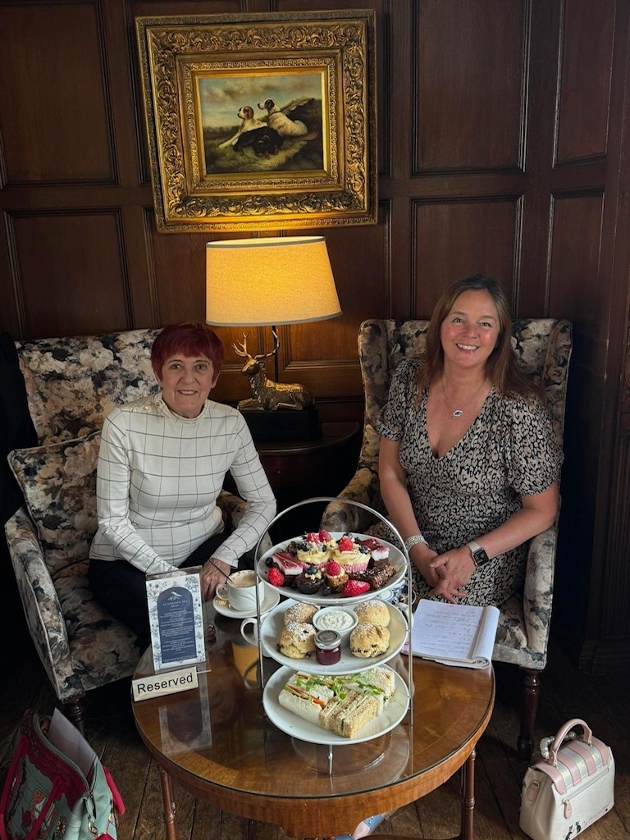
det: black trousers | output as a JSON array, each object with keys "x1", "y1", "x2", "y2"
[{"x1": 88, "y1": 532, "x2": 255, "y2": 650}]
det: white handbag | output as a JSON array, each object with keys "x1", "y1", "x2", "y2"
[{"x1": 519, "y1": 717, "x2": 614, "y2": 840}]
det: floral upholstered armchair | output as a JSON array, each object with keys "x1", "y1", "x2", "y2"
[
  {"x1": 4, "y1": 330, "x2": 248, "y2": 733},
  {"x1": 321, "y1": 318, "x2": 572, "y2": 760}
]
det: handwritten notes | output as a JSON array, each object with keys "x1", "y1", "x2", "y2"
[{"x1": 405, "y1": 600, "x2": 499, "y2": 669}]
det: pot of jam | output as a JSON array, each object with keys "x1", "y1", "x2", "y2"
[{"x1": 314, "y1": 630, "x2": 342, "y2": 665}]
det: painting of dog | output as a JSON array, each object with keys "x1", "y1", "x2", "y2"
[{"x1": 218, "y1": 105, "x2": 265, "y2": 149}]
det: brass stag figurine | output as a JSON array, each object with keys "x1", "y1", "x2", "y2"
[{"x1": 233, "y1": 333, "x2": 313, "y2": 411}]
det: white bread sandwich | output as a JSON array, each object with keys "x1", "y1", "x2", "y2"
[
  {"x1": 319, "y1": 690, "x2": 382, "y2": 739},
  {"x1": 277, "y1": 666, "x2": 396, "y2": 737},
  {"x1": 278, "y1": 672, "x2": 336, "y2": 724}
]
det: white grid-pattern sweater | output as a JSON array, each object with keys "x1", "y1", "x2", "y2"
[{"x1": 89, "y1": 395, "x2": 276, "y2": 574}]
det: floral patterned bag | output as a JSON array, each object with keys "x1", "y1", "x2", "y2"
[{"x1": 0, "y1": 710, "x2": 124, "y2": 840}]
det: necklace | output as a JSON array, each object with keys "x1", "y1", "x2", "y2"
[{"x1": 441, "y1": 378, "x2": 487, "y2": 419}]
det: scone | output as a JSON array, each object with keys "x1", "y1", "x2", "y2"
[
  {"x1": 284, "y1": 603, "x2": 319, "y2": 625},
  {"x1": 354, "y1": 600, "x2": 390, "y2": 627},
  {"x1": 278, "y1": 622, "x2": 317, "y2": 658},
  {"x1": 349, "y1": 622, "x2": 390, "y2": 658}
]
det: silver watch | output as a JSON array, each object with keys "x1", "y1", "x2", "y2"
[{"x1": 466, "y1": 540, "x2": 491, "y2": 567}]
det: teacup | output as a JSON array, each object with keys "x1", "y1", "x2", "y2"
[
  {"x1": 216, "y1": 570, "x2": 264, "y2": 612},
  {"x1": 240, "y1": 616, "x2": 260, "y2": 647},
  {"x1": 231, "y1": 638, "x2": 260, "y2": 688}
]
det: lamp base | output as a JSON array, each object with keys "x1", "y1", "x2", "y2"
[{"x1": 241, "y1": 404, "x2": 321, "y2": 441}]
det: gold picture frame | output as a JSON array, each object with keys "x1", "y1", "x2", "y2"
[{"x1": 135, "y1": 11, "x2": 377, "y2": 232}]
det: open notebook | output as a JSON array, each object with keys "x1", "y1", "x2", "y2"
[{"x1": 403, "y1": 600, "x2": 500, "y2": 669}]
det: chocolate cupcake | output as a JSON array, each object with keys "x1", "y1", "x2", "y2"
[{"x1": 295, "y1": 565, "x2": 324, "y2": 595}]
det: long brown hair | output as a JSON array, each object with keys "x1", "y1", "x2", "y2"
[{"x1": 417, "y1": 275, "x2": 540, "y2": 398}]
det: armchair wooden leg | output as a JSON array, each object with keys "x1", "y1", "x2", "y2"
[
  {"x1": 518, "y1": 668, "x2": 540, "y2": 761},
  {"x1": 62, "y1": 696, "x2": 87, "y2": 737}
]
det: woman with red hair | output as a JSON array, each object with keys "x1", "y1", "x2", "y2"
[{"x1": 88, "y1": 322, "x2": 276, "y2": 649}]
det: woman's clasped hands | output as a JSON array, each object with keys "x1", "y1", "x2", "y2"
[
  {"x1": 410, "y1": 542, "x2": 475, "y2": 604},
  {"x1": 429, "y1": 546, "x2": 477, "y2": 603}
]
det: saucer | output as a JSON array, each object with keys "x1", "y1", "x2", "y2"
[{"x1": 213, "y1": 586, "x2": 280, "y2": 619}]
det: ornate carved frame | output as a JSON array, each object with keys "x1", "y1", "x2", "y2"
[{"x1": 135, "y1": 11, "x2": 377, "y2": 232}]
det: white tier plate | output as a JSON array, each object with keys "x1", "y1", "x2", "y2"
[
  {"x1": 213, "y1": 586, "x2": 280, "y2": 619},
  {"x1": 257, "y1": 532, "x2": 406, "y2": 605},
  {"x1": 260, "y1": 598, "x2": 408, "y2": 674},
  {"x1": 263, "y1": 664, "x2": 410, "y2": 745}
]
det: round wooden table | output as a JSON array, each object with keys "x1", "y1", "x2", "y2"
[{"x1": 132, "y1": 604, "x2": 495, "y2": 840}]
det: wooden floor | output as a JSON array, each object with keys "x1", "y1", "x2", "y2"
[{"x1": 2, "y1": 632, "x2": 629, "y2": 840}]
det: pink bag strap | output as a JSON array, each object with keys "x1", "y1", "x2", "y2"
[
  {"x1": 103, "y1": 766, "x2": 126, "y2": 815},
  {"x1": 0, "y1": 731, "x2": 64, "y2": 840},
  {"x1": 549, "y1": 718, "x2": 592, "y2": 767}
]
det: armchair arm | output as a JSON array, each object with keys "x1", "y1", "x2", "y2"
[
  {"x1": 217, "y1": 489, "x2": 272, "y2": 554},
  {"x1": 217, "y1": 489, "x2": 248, "y2": 531},
  {"x1": 4, "y1": 507, "x2": 76, "y2": 697},
  {"x1": 321, "y1": 468, "x2": 384, "y2": 532},
  {"x1": 523, "y1": 522, "x2": 557, "y2": 655}
]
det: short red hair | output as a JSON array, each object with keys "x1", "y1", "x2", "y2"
[{"x1": 151, "y1": 322, "x2": 224, "y2": 380}]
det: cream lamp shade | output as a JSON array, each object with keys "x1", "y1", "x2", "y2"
[{"x1": 205, "y1": 236, "x2": 341, "y2": 326}]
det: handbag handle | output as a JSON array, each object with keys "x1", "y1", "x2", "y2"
[
  {"x1": 548, "y1": 718, "x2": 592, "y2": 766},
  {"x1": 0, "y1": 732, "x2": 64, "y2": 840}
]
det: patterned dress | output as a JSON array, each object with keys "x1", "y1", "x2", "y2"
[{"x1": 376, "y1": 358, "x2": 563, "y2": 605}]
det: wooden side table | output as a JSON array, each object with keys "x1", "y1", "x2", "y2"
[
  {"x1": 226, "y1": 421, "x2": 361, "y2": 538},
  {"x1": 258, "y1": 421, "x2": 360, "y2": 538}
]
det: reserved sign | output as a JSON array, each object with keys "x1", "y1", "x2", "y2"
[{"x1": 132, "y1": 665, "x2": 198, "y2": 702}]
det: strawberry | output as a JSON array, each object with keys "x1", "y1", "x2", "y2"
[
  {"x1": 342, "y1": 579, "x2": 370, "y2": 597},
  {"x1": 267, "y1": 568, "x2": 285, "y2": 587},
  {"x1": 337, "y1": 536, "x2": 355, "y2": 553},
  {"x1": 326, "y1": 561, "x2": 342, "y2": 576},
  {"x1": 305, "y1": 532, "x2": 321, "y2": 543},
  {"x1": 319, "y1": 529, "x2": 332, "y2": 542}
]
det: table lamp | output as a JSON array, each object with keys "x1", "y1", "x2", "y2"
[{"x1": 206, "y1": 235, "x2": 342, "y2": 440}]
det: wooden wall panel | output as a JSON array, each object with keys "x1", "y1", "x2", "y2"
[
  {"x1": 548, "y1": 194, "x2": 605, "y2": 350},
  {"x1": 9, "y1": 212, "x2": 130, "y2": 338},
  {"x1": 547, "y1": 194, "x2": 606, "y2": 649},
  {"x1": 0, "y1": 2, "x2": 113, "y2": 184},
  {"x1": 603, "y1": 432, "x2": 630, "y2": 638},
  {"x1": 556, "y1": 0, "x2": 615, "y2": 164},
  {"x1": 146, "y1": 211, "x2": 207, "y2": 324},
  {"x1": 413, "y1": 199, "x2": 519, "y2": 315},
  {"x1": 414, "y1": 0, "x2": 526, "y2": 172}
]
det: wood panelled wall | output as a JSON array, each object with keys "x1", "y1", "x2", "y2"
[{"x1": 1, "y1": 0, "x2": 630, "y2": 672}]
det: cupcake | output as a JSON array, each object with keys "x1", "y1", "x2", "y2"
[
  {"x1": 295, "y1": 565, "x2": 324, "y2": 595},
  {"x1": 330, "y1": 534, "x2": 370, "y2": 574},
  {"x1": 324, "y1": 561, "x2": 349, "y2": 593},
  {"x1": 296, "y1": 531, "x2": 333, "y2": 566}
]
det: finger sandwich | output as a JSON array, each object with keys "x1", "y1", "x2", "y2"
[
  {"x1": 319, "y1": 690, "x2": 382, "y2": 739},
  {"x1": 278, "y1": 672, "x2": 336, "y2": 725}
]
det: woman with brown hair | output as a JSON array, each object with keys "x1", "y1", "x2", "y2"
[{"x1": 378, "y1": 274, "x2": 562, "y2": 605}]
